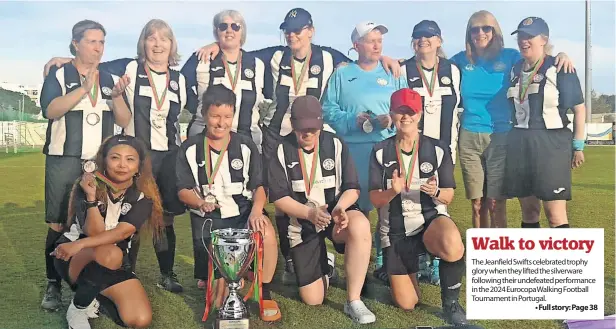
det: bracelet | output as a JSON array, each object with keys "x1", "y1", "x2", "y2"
[{"x1": 572, "y1": 139, "x2": 585, "y2": 151}]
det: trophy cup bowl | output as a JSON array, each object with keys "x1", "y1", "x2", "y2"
[{"x1": 211, "y1": 228, "x2": 255, "y2": 329}]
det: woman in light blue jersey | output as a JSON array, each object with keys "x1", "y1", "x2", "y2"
[
  {"x1": 449, "y1": 10, "x2": 574, "y2": 229},
  {"x1": 321, "y1": 21, "x2": 408, "y2": 282}
]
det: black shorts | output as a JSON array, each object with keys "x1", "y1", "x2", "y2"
[
  {"x1": 45, "y1": 156, "x2": 83, "y2": 224},
  {"x1": 53, "y1": 235, "x2": 135, "y2": 291},
  {"x1": 289, "y1": 203, "x2": 360, "y2": 287},
  {"x1": 384, "y1": 213, "x2": 442, "y2": 276},
  {"x1": 261, "y1": 126, "x2": 284, "y2": 190},
  {"x1": 504, "y1": 128, "x2": 572, "y2": 201},
  {"x1": 150, "y1": 148, "x2": 185, "y2": 217}
]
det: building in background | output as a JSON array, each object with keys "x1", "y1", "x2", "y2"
[{"x1": 0, "y1": 82, "x2": 42, "y2": 107}]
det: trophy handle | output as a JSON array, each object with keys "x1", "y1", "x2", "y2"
[{"x1": 200, "y1": 218, "x2": 217, "y2": 270}]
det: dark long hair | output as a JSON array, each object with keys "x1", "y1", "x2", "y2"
[{"x1": 66, "y1": 135, "x2": 163, "y2": 240}]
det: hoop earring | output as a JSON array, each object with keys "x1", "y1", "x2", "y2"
[{"x1": 134, "y1": 172, "x2": 141, "y2": 178}]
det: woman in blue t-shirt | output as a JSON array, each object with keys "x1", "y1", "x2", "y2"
[{"x1": 449, "y1": 10, "x2": 573, "y2": 229}]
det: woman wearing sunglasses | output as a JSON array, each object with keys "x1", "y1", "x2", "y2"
[
  {"x1": 194, "y1": 7, "x2": 401, "y2": 286},
  {"x1": 181, "y1": 10, "x2": 267, "y2": 155},
  {"x1": 449, "y1": 11, "x2": 574, "y2": 230}
]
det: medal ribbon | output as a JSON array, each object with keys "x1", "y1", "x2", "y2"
[
  {"x1": 144, "y1": 66, "x2": 170, "y2": 111},
  {"x1": 298, "y1": 138, "x2": 320, "y2": 198},
  {"x1": 202, "y1": 244, "x2": 216, "y2": 321},
  {"x1": 81, "y1": 73, "x2": 99, "y2": 107},
  {"x1": 519, "y1": 56, "x2": 545, "y2": 103},
  {"x1": 416, "y1": 58, "x2": 439, "y2": 97},
  {"x1": 204, "y1": 136, "x2": 230, "y2": 190},
  {"x1": 243, "y1": 231, "x2": 264, "y2": 316},
  {"x1": 291, "y1": 50, "x2": 312, "y2": 95},
  {"x1": 222, "y1": 52, "x2": 242, "y2": 91},
  {"x1": 395, "y1": 139, "x2": 420, "y2": 192}
]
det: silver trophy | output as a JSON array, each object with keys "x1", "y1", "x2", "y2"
[{"x1": 207, "y1": 227, "x2": 256, "y2": 329}]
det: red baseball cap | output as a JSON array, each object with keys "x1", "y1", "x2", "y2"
[{"x1": 390, "y1": 88, "x2": 423, "y2": 114}]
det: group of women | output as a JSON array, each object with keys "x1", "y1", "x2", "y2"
[{"x1": 39, "y1": 6, "x2": 586, "y2": 329}]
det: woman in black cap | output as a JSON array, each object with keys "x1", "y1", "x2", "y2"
[
  {"x1": 505, "y1": 16, "x2": 586, "y2": 229},
  {"x1": 51, "y1": 135, "x2": 163, "y2": 329}
]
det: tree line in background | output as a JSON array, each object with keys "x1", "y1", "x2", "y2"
[{"x1": 1, "y1": 87, "x2": 615, "y2": 123}]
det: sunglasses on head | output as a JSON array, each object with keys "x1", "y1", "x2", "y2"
[
  {"x1": 218, "y1": 23, "x2": 241, "y2": 32},
  {"x1": 470, "y1": 26, "x2": 493, "y2": 34}
]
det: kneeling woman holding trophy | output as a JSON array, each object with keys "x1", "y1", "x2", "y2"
[
  {"x1": 369, "y1": 89, "x2": 467, "y2": 326},
  {"x1": 51, "y1": 135, "x2": 163, "y2": 329},
  {"x1": 268, "y1": 95, "x2": 376, "y2": 325},
  {"x1": 176, "y1": 85, "x2": 281, "y2": 325}
]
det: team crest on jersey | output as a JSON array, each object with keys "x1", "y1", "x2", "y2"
[
  {"x1": 533, "y1": 73, "x2": 544, "y2": 83},
  {"x1": 169, "y1": 80, "x2": 179, "y2": 91},
  {"x1": 420, "y1": 162, "x2": 433, "y2": 173},
  {"x1": 523, "y1": 18, "x2": 534, "y2": 26},
  {"x1": 244, "y1": 68, "x2": 254, "y2": 79},
  {"x1": 121, "y1": 203, "x2": 132, "y2": 215},
  {"x1": 493, "y1": 62, "x2": 506, "y2": 72},
  {"x1": 102, "y1": 86, "x2": 112, "y2": 96},
  {"x1": 376, "y1": 78, "x2": 388, "y2": 86},
  {"x1": 310, "y1": 65, "x2": 321, "y2": 75},
  {"x1": 231, "y1": 159, "x2": 244, "y2": 170},
  {"x1": 322, "y1": 158, "x2": 335, "y2": 171},
  {"x1": 440, "y1": 76, "x2": 451, "y2": 85},
  {"x1": 465, "y1": 64, "x2": 474, "y2": 71}
]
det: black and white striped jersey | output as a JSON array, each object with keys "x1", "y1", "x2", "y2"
[
  {"x1": 268, "y1": 131, "x2": 360, "y2": 248},
  {"x1": 41, "y1": 63, "x2": 118, "y2": 160},
  {"x1": 507, "y1": 55, "x2": 584, "y2": 130},
  {"x1": 176, "y1": 131, "x2": 262, "y2": 220},
  {"x1": 401, "y1": 57, "x2": 461, "y2": 161},
  {"x1": 255, "y1": 44, "x2": 350, "y2": 137},
  {"x1": 182, "y1": 51, "x2": 266, "y2": 151},
  {"x1": 101, "y1": 58, "x2": 187, "y2": 151},
  {"x1": 63, "y1": 183, "x2": 152, "y2": 253},
  {"x1": 369, "y1": 134, "x2": 455, "y2": 248}
]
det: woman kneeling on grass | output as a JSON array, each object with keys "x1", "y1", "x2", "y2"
[
  {"x1": 369, "y1": 88, "x2": 467, "y2": 326},
  {"x1": 51, "y1": 135, "x2": 163, "y2": 329}
]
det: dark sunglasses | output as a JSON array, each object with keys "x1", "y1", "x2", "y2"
[
  {"x1": 218, "y1": 23, "x2": 241, "y2": 32},
  {"x1": 284, "y1": 25, "x2": 309, "y2": 35},
  {"x1": 470, "y1": 26, "x2": 493, "y2": 34},
  {"x1": 412, "y1": 32, "x2": 438, "y2": 39}
]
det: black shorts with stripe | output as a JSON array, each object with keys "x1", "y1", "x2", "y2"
[
  {"x1": 150, "y1": 148, "x2": 185, "y2": 218},
  {"x1": 290, "y1": 203, "x2": 360, "y2": 288},
  {"x1": 504, "y1": 128, "x2": 572, "y2": 201},
  {"x1": 261, "y1": 125, "x2": 284, "y2": 190},
  {"x1": 384, "y1": 213, "x2": 442, "y2": 276},
  {"x1": 44, "y1": 155, "x2": 83, "y2": 224}
]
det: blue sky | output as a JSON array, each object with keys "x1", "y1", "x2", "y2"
[{"x1": 1, "y1": 1, "x2": 614, "y2": 94}]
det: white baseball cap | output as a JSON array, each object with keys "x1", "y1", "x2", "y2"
[{"x1": 351, "y1": 21, "x2": 388, "y2": 44}]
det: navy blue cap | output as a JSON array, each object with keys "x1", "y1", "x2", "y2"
[
  {"x1": 412, "y1": 20, "x2": 441, "y2": 38},
  {"x1": 511, "y1": 17, "x2": 549, "y2": 37},
  {"x1": 279, "y1": 8, "x2": 313, "y2": 31}
]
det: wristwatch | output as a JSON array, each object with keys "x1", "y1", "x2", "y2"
[
  {"x1": 434, "y1": 188, "x2": 441, "y2": 198},
  {"x1": 84, "y1": 200, "x2": 98, "y2": 210}
]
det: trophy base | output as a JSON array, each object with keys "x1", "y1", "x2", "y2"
[{"x1": 214, "y1": 318, "x2": 249, "y2": 329}]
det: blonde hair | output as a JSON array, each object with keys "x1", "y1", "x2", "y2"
[
  {"x1": 541, "y1": 35, "x2": 554, "y2": 55},
  {"x1": 137, "y1": 19, "x2": 180, "y2": 66},
  {"x1": 465, "y1": 10, "x2": 505, "y2": 63},
  {"x1": 213, "y1": 10, "x2": 247, "y2": 47}
]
